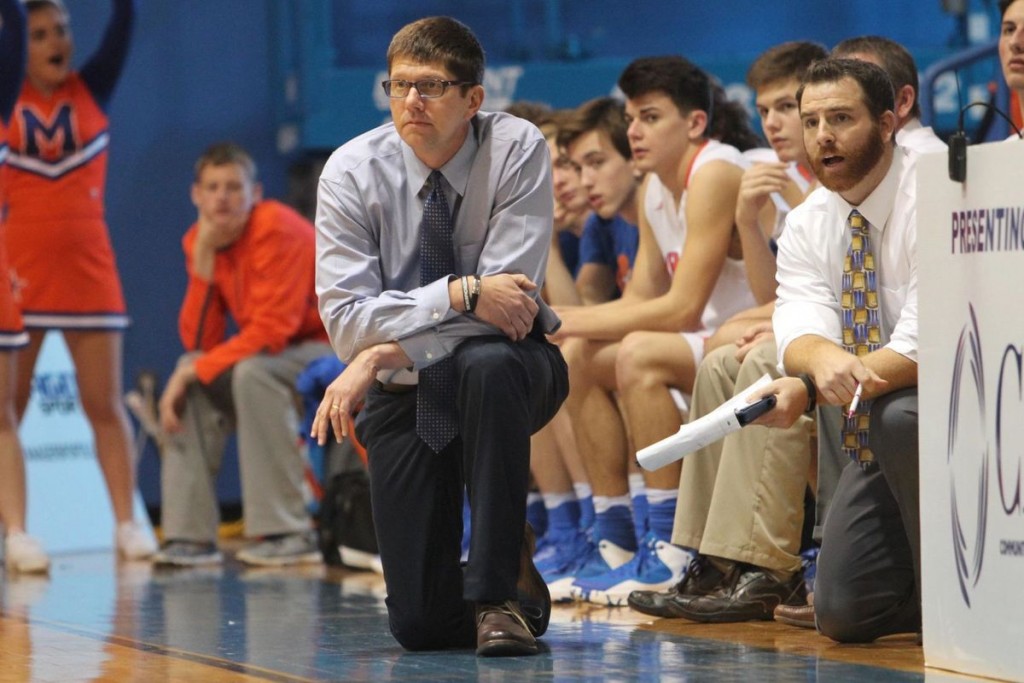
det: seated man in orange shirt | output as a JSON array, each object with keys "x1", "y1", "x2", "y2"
[{"x1": 155, "y1": 142, "x2": 332, "y2": 567}]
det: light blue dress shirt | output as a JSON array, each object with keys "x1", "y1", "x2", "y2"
[{"x1": 315, "y1": 110, "x2": 558, "y2": 383}]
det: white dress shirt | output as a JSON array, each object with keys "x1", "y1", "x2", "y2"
[
  {"x1": 773, "y1": 147, "x2": 918, "y2": 368},
  {"x1": 896, "y1": 117, "x2": 947, "y2": 155},
  {"x1": 315, "y1": 111, "x2": 557, "y2": 382}
]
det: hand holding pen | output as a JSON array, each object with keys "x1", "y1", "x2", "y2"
[{"x1": 847, "y1": 382, "x2": 863, "y2": 418}]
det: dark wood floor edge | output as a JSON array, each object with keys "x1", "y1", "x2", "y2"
[{"x1": 0, "y1": 611, "x2": 318, "y2": 683}]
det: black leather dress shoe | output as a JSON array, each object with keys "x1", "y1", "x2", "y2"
[
  {"x1": 516, "y1": 523, "x2": 551, "y2": 637},
  {"x1": 671, "y1": 564, "x2": 806, "y2": 623},
  {"x1": 627, "y1": 555, "x2": 726, "y2": 617},
  {"x1": 476, "y1": 600, "x2": 539, "y2": 657}
]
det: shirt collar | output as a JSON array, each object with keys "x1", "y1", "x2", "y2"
[
  {"x1": 400, "y1": 117, "x2": 480, "y2": 197},
  {"x1": 833, "y1": 146, "x2": 906, "y2": 233},
  {"x1": 897, "y1": 117, "x2": 923, "y2": 137}
]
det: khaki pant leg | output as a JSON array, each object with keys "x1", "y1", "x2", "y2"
[
  {"x1": 670, "y1": 344, "x2": 741, "y2": 549},
  {"x1": 697, "y1": 340, "x2": 811, "y2": 574}
]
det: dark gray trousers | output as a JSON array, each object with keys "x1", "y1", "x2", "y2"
[{"x1": 814, "y1": 389, "x2": 921, "y2": 643}]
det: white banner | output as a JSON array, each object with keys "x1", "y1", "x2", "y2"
[
  {"x1": 21, "y1": 332, "x2": 154, "y2": 555},
  {"x1": 918, "y1": 140, "x2": 1024, "y2": 682}
]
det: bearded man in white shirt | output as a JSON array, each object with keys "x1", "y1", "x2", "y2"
[{"x1": 751, "y1": 58, "x2": 921, "y2": 643}]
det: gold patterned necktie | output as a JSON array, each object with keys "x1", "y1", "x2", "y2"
[
  {"x1": 416, "y1": 171, "x2": 458, "y2": 452},
  {"x1": 841, "y1": 209, "x2": 880, "y2": 466}
]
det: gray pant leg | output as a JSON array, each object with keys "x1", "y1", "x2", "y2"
[
  {"x1": 871, "y1": 390, "x2": 921, "y2": 603},
  {"x1": 161, "y1": 360, "x2": 233, "y2": 543},
  {"x1": 814, "y1": 389, "x2": 920, "y2": 643},
  {"x1": 813, "y1": 403, "x2": 850, "y2": 543},
  {"x1": 233, "y1": 341, "x2": 333, "y2": 538}
]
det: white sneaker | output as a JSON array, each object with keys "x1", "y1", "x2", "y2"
[
  {"x1": 339, "y1": 545, "x2": 384, "y2": 574},
  {"x1": 572, "y1": 532, "x2": 695, "y2": 606},
  {"x1": 116, "y1": 521, "x2": 157, "y2": 560},
  {"x1": 4, "y1": 532, "x2": 50, "y2": 574},
  {"x1": 545, "y1": 538, "x2": 634, "y2": 603}
]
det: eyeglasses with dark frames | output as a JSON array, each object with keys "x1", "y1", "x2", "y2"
[{"x1": 381, "y1": 79, "x2": 476, "y2": 99}]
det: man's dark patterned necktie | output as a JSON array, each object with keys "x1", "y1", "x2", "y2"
[{"x1": 416, "y1": 171, "x2": 458, "y2": 452}]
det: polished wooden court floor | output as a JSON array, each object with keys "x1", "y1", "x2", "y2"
[{"x1": 0, "y1": 550, "x2": 992, "y2": 682}]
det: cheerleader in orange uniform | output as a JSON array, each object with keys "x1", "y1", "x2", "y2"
[
  {"x1": 0, "y1": 0, "x2": 50, "y2": 574},
  {"x1": 4, "y1": 0, "x2": 154, "y2": 559}
]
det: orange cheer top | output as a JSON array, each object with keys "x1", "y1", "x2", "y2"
[{"x1": 3, "y1": 74, "x2": 128, "y2": 329}]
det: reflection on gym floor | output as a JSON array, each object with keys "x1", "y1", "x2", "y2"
[{"x1": 0, "y1": 552, "x2": 952, "y2": 682}]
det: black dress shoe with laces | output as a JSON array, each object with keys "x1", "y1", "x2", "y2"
[
  {"x1": 516, "y1": 523, "x2": 551, "y2": 637},
  {"x1": 627, "y1": 554, "x2": 727, "y2": 617},
  {"x1": 476, "y1": 600, "x2": 539, "y2": 657},
  {"x1": 671, "y1": 564, "x2": 806, "y2": 623}
]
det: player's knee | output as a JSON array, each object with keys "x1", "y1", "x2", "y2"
[{"x1": 616, "y1": 332, "x2": 659, "y2": 390}]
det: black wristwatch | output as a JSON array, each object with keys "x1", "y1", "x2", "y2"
[{"x1": 797, "y1": 373, "x2": 816, "y2": 415}]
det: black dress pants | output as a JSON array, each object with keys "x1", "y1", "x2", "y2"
[
  {"x1": 815, "y1": 388, "x2": 921, "y2": 643},
  {"x1": 355, "y1": 334, "x2": 568, "y2": 651}
]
